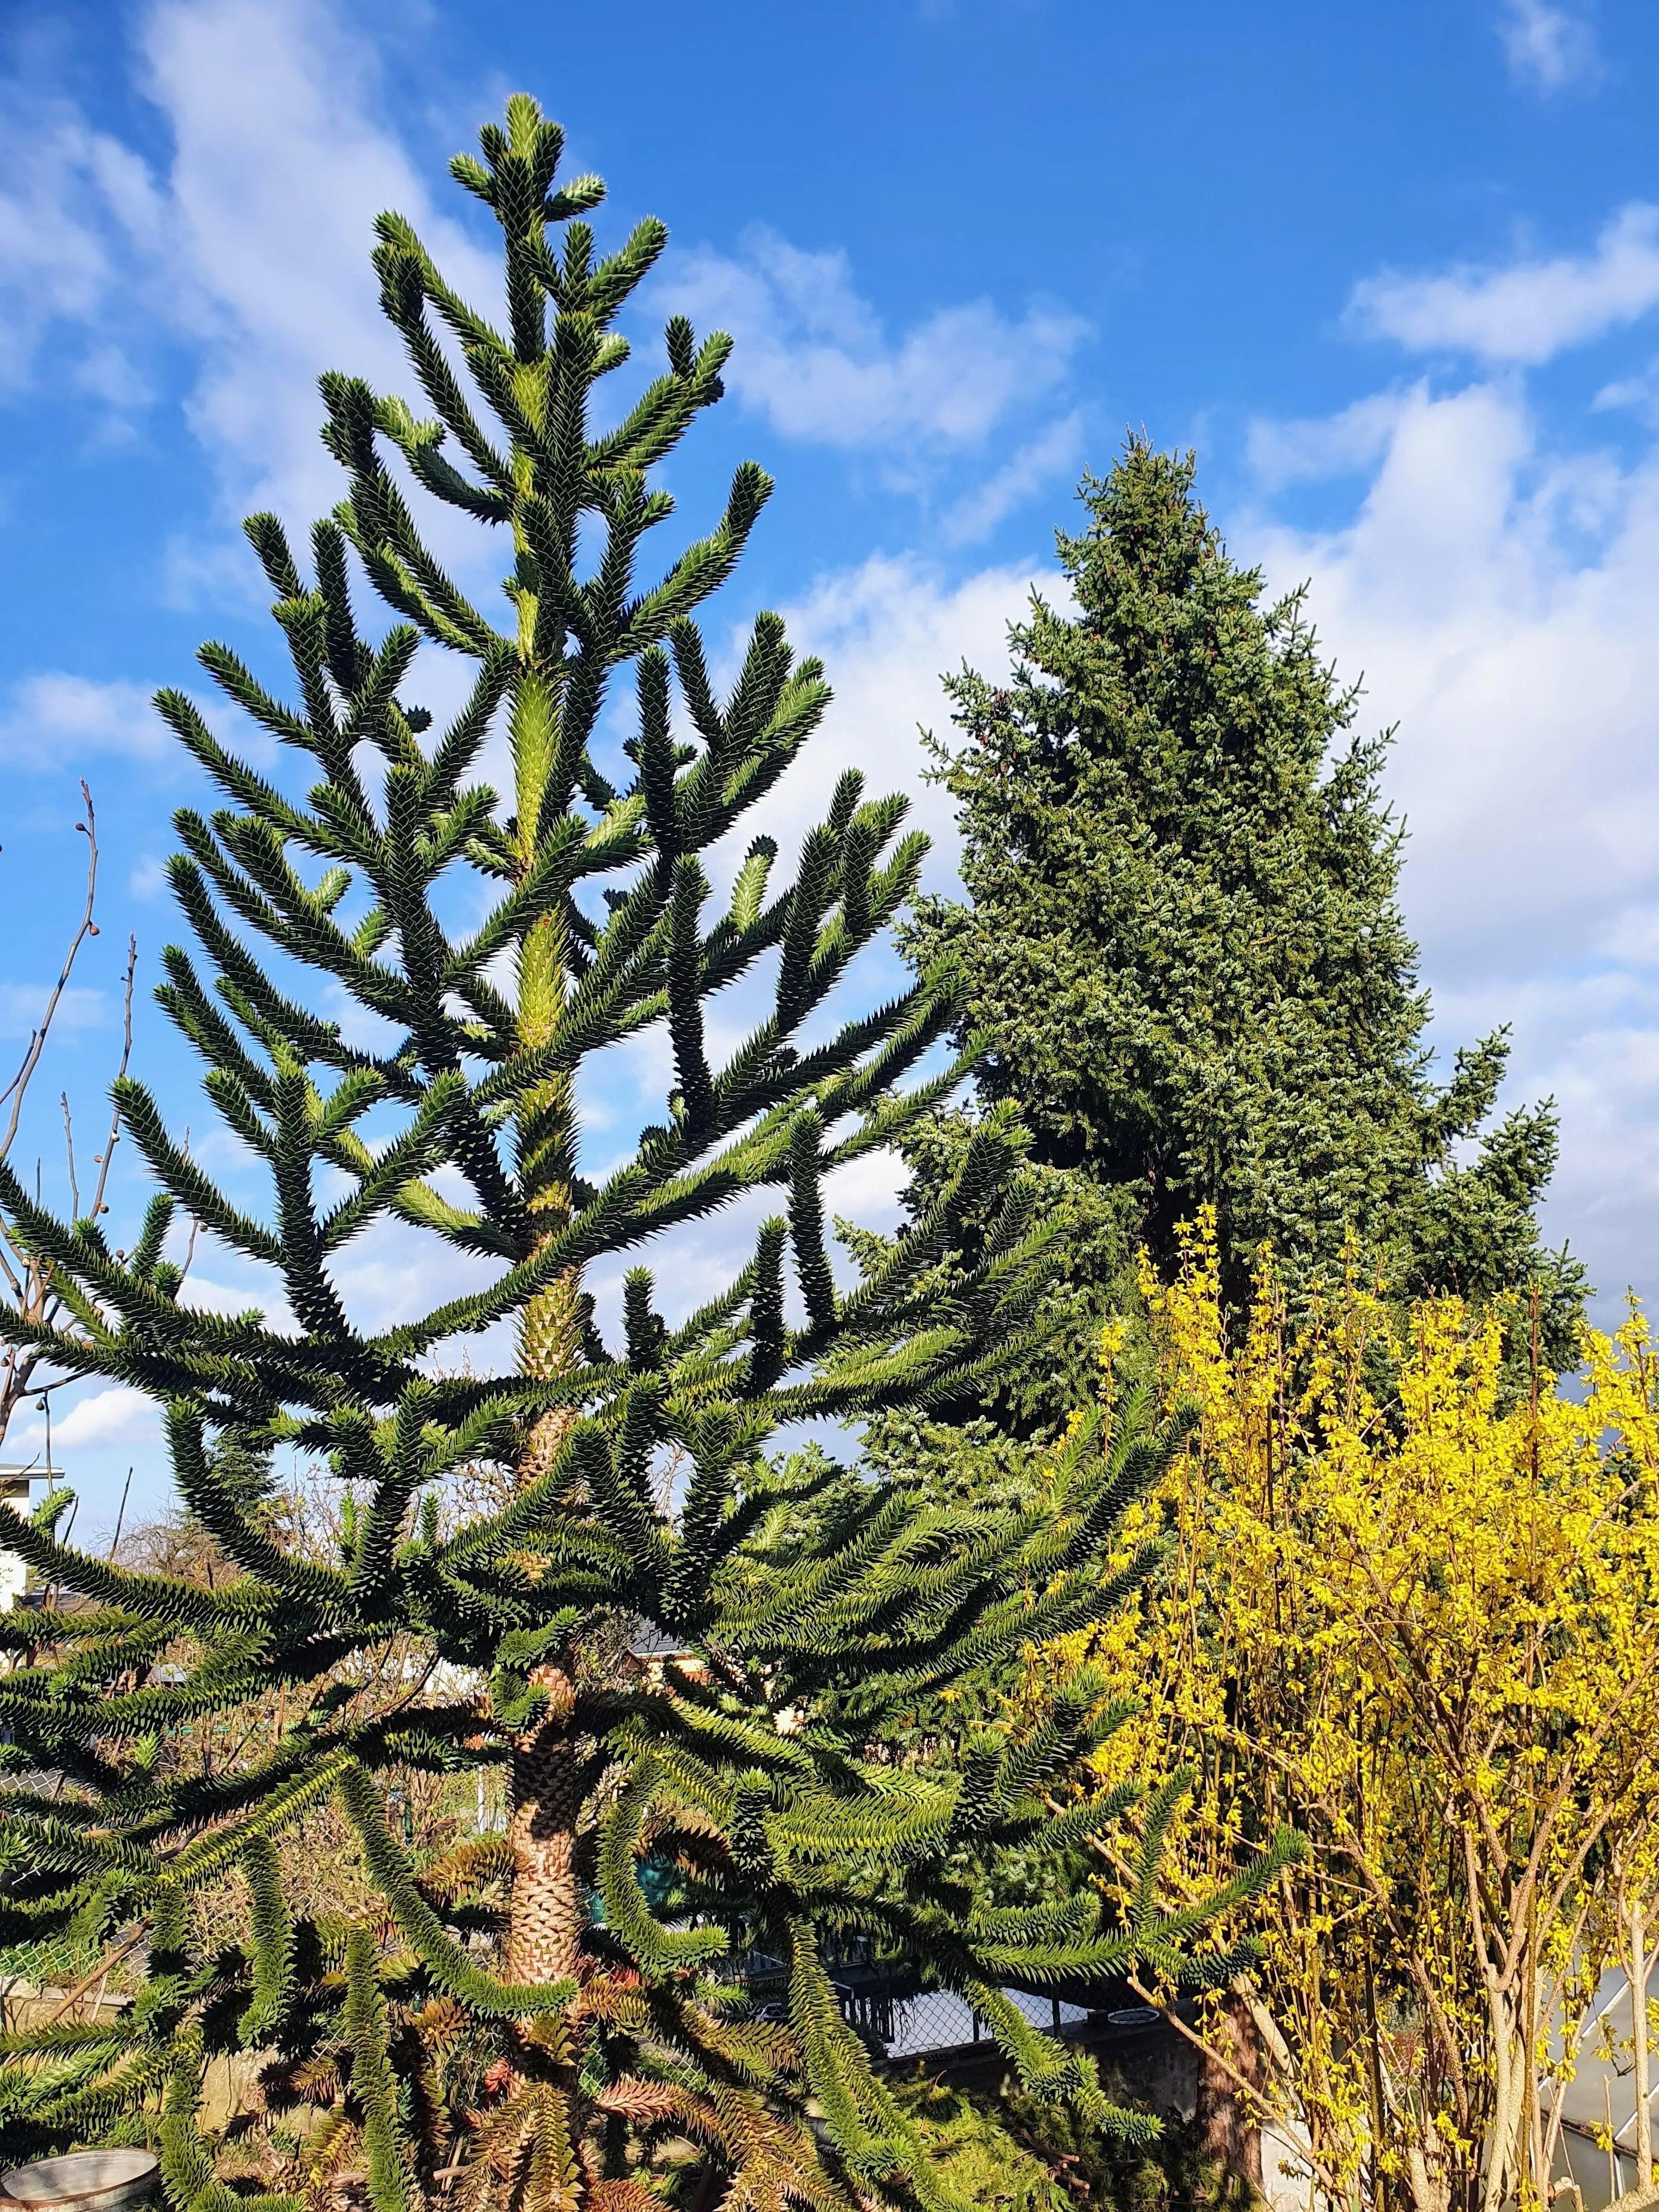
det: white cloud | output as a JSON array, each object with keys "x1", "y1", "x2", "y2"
[
  {"x1": 5, "y1": 8, "x2": 1086, "y2": 570},
  {"x1": 1245, "y1": 390, "x2": 1412, "y2": 490},
  {"x1": 942, "y1": 411, "x2": 1085, "y2": 545},
  {"x1": 1348, "y1": 204, "x2": 1659, "y2": 365},
  {"x1": 574, "y1": 552, "x2": 1037, "y2": 1302},
  {"x1": 0, "y1": 983, "x2": 106, "y2": 1039},
  {"x1": 73, "y1": 344, "x2": 155, "y2": 411},
  {"x1": 656, "y1": 228, "x2": 1087, "y2": 452},
  {"x1": 175, "y1": 1266, "x2": 302, "y2": 1343},
  {"x1": 1242, "y1": 378, "x2": 1659, "y2": 1310},
  {"x1": 1498, "y1": 0, "x2": 1600, "y2": 93},
  {"x1": 0, "y1": 672, "x2": 166, "y2": 769},
  {"x1": 1595, "y1": 357, "x2": 1659, "y2": 425},
  {"x1": 175, "y1": 1272, "x2": 272, "y2": 1319},
  {"x1": 135, "y1": 0, "x2": 499, "y2": 542},
  {"x1": 751, "y1": 552, "x2": 1035, "y2": 889},
  {"x1": 0, "y1": 0, "x2": 501, "y2": 580},
  {"x1": 1248, "y1": 381, "x2": 1659, "y2": 974},
  {"x1": 17, "y1": 1385, "x2": 161, "y2": 1454},
  {"x1": 0, "y1": 90, "x2": 167, "y2": 399}
]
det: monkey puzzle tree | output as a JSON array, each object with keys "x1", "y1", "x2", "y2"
[{"x1": 0, "y1": 99, "x2": 1274, "y2": 2212}]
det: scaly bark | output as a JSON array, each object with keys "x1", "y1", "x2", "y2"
[{"x1": 506, "y1": 1653, "x2": 583, "y2": 1988}]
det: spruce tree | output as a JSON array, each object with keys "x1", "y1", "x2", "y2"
[
  {"x1": 905, "y1": 440, "x2": 1586, "y2": 1378},
  {"x1": 0, "y1": 105, "x2": 1276, "y2": 2212}
]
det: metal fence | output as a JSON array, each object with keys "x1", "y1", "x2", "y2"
[{"x1": 740, "y1": 1953, "x2": 1164, "y2": 2066}]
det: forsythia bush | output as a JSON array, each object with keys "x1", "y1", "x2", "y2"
[{"x1": 1047, "y1": 1220, "x2": 1659, "y2": 2212}]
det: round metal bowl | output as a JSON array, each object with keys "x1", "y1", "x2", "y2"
[{"x1": 0, "y1": 2151, "x2": 159, "y2": 2212}]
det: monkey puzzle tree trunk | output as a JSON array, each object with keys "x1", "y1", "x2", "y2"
[
  {"x1": 502, "y1": 653, "x2": 590, "y2": 1992},
  {"x1": 504, "y1": 1389, "x2": 585, "y2": 1993},
  {"x1": 504, "y1": 1387, "x2": 584, "y2": 1997},
  {"x1": 506, "y1": 1661, "x2": 584, "y2": 1987}
]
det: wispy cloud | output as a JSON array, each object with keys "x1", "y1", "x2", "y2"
[
  {"x1": 1348, "y1": 204, "x2": 1659, "y2": 365},
  {"x1": 0, "y1": 0, "x2": 500, "y2": 577},
  {"x1": 942, "y1": 412, "x2": 1085, "y2": 545},
  {"x1": 0, "y1": 88, "x2": 167, "y2": 401},
  {"x1": 568, "y1": 549, "x2": 1043, "y2": 1340},
  {"x1": 4, "y1": 0, "x2": 1089, "y2": 580},
  {"x1": 656, "y1": 228, "x2": 1087, "y2": 454},
  {"x1": 1245, "y1": 390, "x2": 1412, "y2": 490},
  {"x1": 0, "y1": 983, "x2": 107, "y2": 1039},
  {"x1": 0, "y1": 672, "x2": 167, "y2": 768},
  {"x1": 129, "y1": 855, "x2": 170, "y2": 901},
  {"x1": 1594, "y1": 357, "x2": 1659, "y2": 425},
  {"x1": 1498, "y1": 0, "x2": 1600, "y2": 94},
  {"x1": 137, "y1": 0, "x2": 498, "y2": 540},
  {"x1": 758, "y1": 550, "x2": 1035, "y2": 888}
]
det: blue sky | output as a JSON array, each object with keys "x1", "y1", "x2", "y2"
[{"x1": 5, "y1": 0, "x2": 1659, "y2": 1525}]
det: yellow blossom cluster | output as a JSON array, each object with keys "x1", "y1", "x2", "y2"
[{"x1": 1033, "y1": 1215, "x2": 1659, "y2": 2212}]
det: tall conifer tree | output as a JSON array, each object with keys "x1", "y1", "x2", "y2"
[
  {"x1": 905, "y1": 441, "x2": 1585, "y2": 1382},
  {"x1": 0, "y1": 105, "x2": 1274, "y2": 2212}
]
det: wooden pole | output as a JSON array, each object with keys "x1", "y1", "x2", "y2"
[{"x1": 1635, "y1": 1901, "x2": 1652, "y2": 2192}]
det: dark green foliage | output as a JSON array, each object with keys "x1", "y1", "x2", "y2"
[
  {"x1": 885, "y1": 2076, "x2": 1069, "y2": 2212},
  {"x1": 846, "y1": 1126, "x2": 1138, "y2": 1450},
  {"x1": 997, "y1": 2076, "x2": 1255, "y2": 2212},
  {"x1": 0, "y1": 103, "x2": 1277, "y2": 2212},
  {"x1": 883, "y1": 2071, "x2": 1259, "y2": 2212},
  {"x1": 904, "y1": 440, "x2": 1586, "y2": 1378}
]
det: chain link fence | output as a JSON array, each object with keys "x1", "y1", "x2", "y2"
[{"x1": 740, "y1": 1953, "x2": 1165, "y2": 2065}]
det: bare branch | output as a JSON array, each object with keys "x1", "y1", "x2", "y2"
[
  {"x1": 0, "y1": 783, "x2": 102, "y2": 1163},
  {"x1": 85, "y1": 933, "x2": 137, "y2": 1224},
  {"x1": 60, "y1": 1092, "x2": 79, "y2": 1224},
  {"x1": 0, "y1": 797, "x2": 143, "y2": 1458}
]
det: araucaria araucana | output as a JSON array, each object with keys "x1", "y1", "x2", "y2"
[{"x1": 0, "y1": 102, "x2": 1280, "y2": 2212}]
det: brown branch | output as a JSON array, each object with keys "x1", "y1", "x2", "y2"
[
  {"x1": 0, "y1": 790, "x2": 114, "y2": 1454},
  {"x1": 1122, "y1": 1972, "x2": 1342, "y2": 2198},
  {"x1": 0, "y1": 783, "x2": 101, "y2": 1160},
  {"x1": 60, "y1": 1093, "x2": 79, "y2": 1224},
  {"x1": 45, "y1": 1925, "x2": 144, "y2": 2023},
  {"x1": 85, "y1": 933, "x2": 137, "y2": 1226}
]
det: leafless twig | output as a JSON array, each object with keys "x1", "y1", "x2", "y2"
[
  {"x1": 86, "y1": 933, "x2": 137, "y2": 1226},
  {"x1": 0, "y1": 792, "x2": 143, "y2": 1457},
  {"x1": 108, "y1": 1466, "x2": 134, "y2": 1561},
  {"x1": 60, "y1": 1093, "x2": 79, "y2": 1223},
  {"x1": 0, "y1": 782, "x2": 101, "y2": 1162}
]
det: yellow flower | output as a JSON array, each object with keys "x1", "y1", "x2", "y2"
[{"x1": 1024, "y1": 1213, "x2": 1659, "y2": 2207}]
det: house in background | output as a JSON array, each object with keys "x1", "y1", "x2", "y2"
[{"x1": 0, "y1": 1467, "x2": 42, "y2": 1611}]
